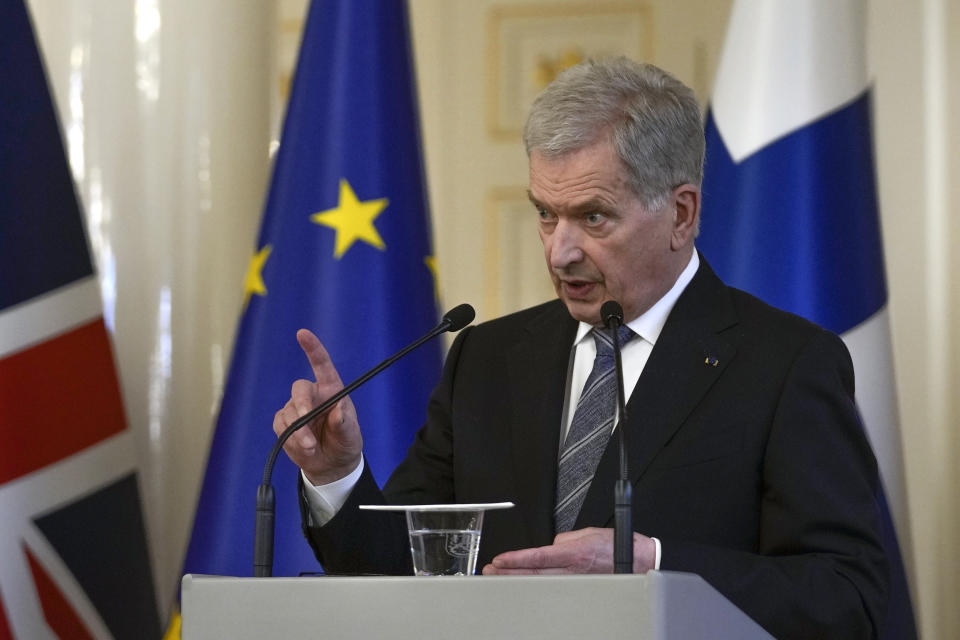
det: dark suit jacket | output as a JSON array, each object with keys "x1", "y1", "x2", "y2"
[{"x1": 302, "y1": 257, "x2": 888, "y2": 639}]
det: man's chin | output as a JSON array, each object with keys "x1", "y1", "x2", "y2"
[{"x1": 560, "y1": 297, "x2": 601, "y2": 325}]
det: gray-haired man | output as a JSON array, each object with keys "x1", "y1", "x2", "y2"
[{"x1": 275, "y1": 58, "x2": 888, "y2": 639}]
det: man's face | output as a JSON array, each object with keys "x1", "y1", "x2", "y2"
[{"x1": 528, "y1": 141, "x2": 687, "y2": 325}]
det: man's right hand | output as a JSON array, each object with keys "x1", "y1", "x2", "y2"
[{"x1": 272, "y1": 329, "x2": 363, "y2": 485}]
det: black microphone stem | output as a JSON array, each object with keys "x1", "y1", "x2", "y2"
[
  {"x1": 254, "y1": 305, "x2": 473, "y2": 577},
  {"x1": 603, "y1": 301, "x2": 633, "y2": 575},
  {"x1": 611, "y1": 323, "x2": 629, "y2": 482}
]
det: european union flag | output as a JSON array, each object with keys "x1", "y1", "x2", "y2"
[
  {"x1": 181, "y1": 0, "x2": 442, "y2": 582},
  {"x1": 699, "y1": 1, "x2": 916, "y2": 637}
]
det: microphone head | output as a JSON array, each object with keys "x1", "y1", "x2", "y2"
[
  {"x1": 601, "y1": 300, "x2": 624, "y2": 326},
  {"x1": 442, "y1": 303, "x2": 475, "y2": 332}
]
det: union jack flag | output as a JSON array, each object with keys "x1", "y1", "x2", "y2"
[{"x1": 0, "y1": 1, "x2": 160, "y2": 637}]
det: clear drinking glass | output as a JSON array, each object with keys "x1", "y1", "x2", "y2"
[
  {"x1": 358, "y1": 502, "x2": 513, "y2": 576},
  {"x1": 405, "y1": 509, "x2": 484, "y2": 576}
]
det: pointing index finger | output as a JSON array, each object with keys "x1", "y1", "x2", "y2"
[{"x1": 296, "y1": 329, "x2": 343, "y2": 386}]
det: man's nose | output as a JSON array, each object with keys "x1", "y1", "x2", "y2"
[{"x1": 549, "y1": 220, "x2": 583, "y2": 269}]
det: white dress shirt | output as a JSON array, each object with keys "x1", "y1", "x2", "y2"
[{"x1": 563, "y1": 251, "x2": 700, "y2": 441}]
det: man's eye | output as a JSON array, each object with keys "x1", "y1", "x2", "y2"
[
  {"x1": 585, "y1": 212, "x2": 606, "y2": 225},
  {"x1": 536, "y1": 207, "x2": 554, "y2": 221}
]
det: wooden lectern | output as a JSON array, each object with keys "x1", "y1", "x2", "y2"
[{"x1": 181, "y1": 571, "x2": 772, "y2": 639}]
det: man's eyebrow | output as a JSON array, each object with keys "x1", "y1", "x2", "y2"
[
  {"x1": 575, "y1": 197, "x2": 614, "y2": 212},
  {"x1": 528, "y1": 193, "x2": 614, "y2": 213}
]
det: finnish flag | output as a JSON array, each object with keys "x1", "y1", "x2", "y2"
[{"x1": 698, "y1": 2, "x2": 916, "y2": 637}]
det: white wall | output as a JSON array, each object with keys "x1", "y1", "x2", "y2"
[
  {"x1": 27, "y1": 0, "x2": 271, "y2": 617},
  {"x1": 868, "y1": 0, "x2": 960, "y2": 637}
]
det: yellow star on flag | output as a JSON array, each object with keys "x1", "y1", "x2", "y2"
[
  {"x1": 243, "y1": 245, "x2": 272, "y2": 307},
  {"x1": 424, "y1": 255, "x2": 440, "y2": 300},
  {"x1": 311, "y1": 179, "x2": 388, "y2": 258}
]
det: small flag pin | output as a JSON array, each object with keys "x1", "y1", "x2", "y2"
[{"x1": 704, "y1": 356, "x2": 719, "y2": 367}]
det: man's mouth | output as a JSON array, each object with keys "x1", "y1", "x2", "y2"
[{"x1": 560, "y1": 279, "x2": 598, "y2": 299}]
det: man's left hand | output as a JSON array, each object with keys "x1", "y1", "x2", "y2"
[{"x1": 481, "y1": 527, "x2": 656, "y2": 575}]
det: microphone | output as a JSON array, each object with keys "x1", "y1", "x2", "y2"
[
  {"x1": 440, "y1": 303, "x2": 476, "y2": 332},
  {"x1": 253, "y1": 303, "x2": 476, "y2": 577},
  {"x1": 601, "y1": 300, "x2": 632, "y2": 574}
]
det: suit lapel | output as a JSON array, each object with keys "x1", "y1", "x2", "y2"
[
  {"x1": 506, "y1": 301, "x2": 577, "y2": 547},
  {"x1": 575, "y1": 258, "x2": 739, "y2": 529}
]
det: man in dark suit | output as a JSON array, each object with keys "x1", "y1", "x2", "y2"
[{"x1": 273, "y1": 58, "x2": 888, "y2": 639}]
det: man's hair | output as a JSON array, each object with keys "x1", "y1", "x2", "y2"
[{"x1": 523, "y1": 57, "x2": 704, "y2": 211}]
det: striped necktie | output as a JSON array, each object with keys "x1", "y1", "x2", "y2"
[{"x1": 554, "y1": 325, "x2": 635, "y2": 533}]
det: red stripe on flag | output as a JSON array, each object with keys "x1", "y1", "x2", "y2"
[
  {"x1": 25, "y1": 545, "x2": 95, "y2": 640},
  {"x1": 0, "y1": 592, "x2": 12, "y2": 640},
  {"x1": 0, "y1": 319, "x2": 127, "y2": 484}
]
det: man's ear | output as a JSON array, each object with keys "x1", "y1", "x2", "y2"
[{"x1": 670, "y1": 184, "x2": 701, "y2": 250}]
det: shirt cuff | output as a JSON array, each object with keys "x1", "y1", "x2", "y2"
[
  {"x1": 300, "y1": 457, "x2": 364, "y2": 526},
  {"x1": 651, "y1": 536, "x2": 662, "y2": 571}
]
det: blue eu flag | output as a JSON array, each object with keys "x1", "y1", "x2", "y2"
[{"x1": 182, "y1": 0, "x2": 442, "y2": 580}]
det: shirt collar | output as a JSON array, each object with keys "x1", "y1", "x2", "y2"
[{"x1": 572, "y1": 250, "x2": 700, "y2": 347}]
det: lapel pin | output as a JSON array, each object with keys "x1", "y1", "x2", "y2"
[{"x1": 704, "y1": 356, "x2": 719, "y2": 367}]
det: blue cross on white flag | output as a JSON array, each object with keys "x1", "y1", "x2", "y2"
[{"x1": 698, "y1": 2, "x2": 917, "y2": 637}]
